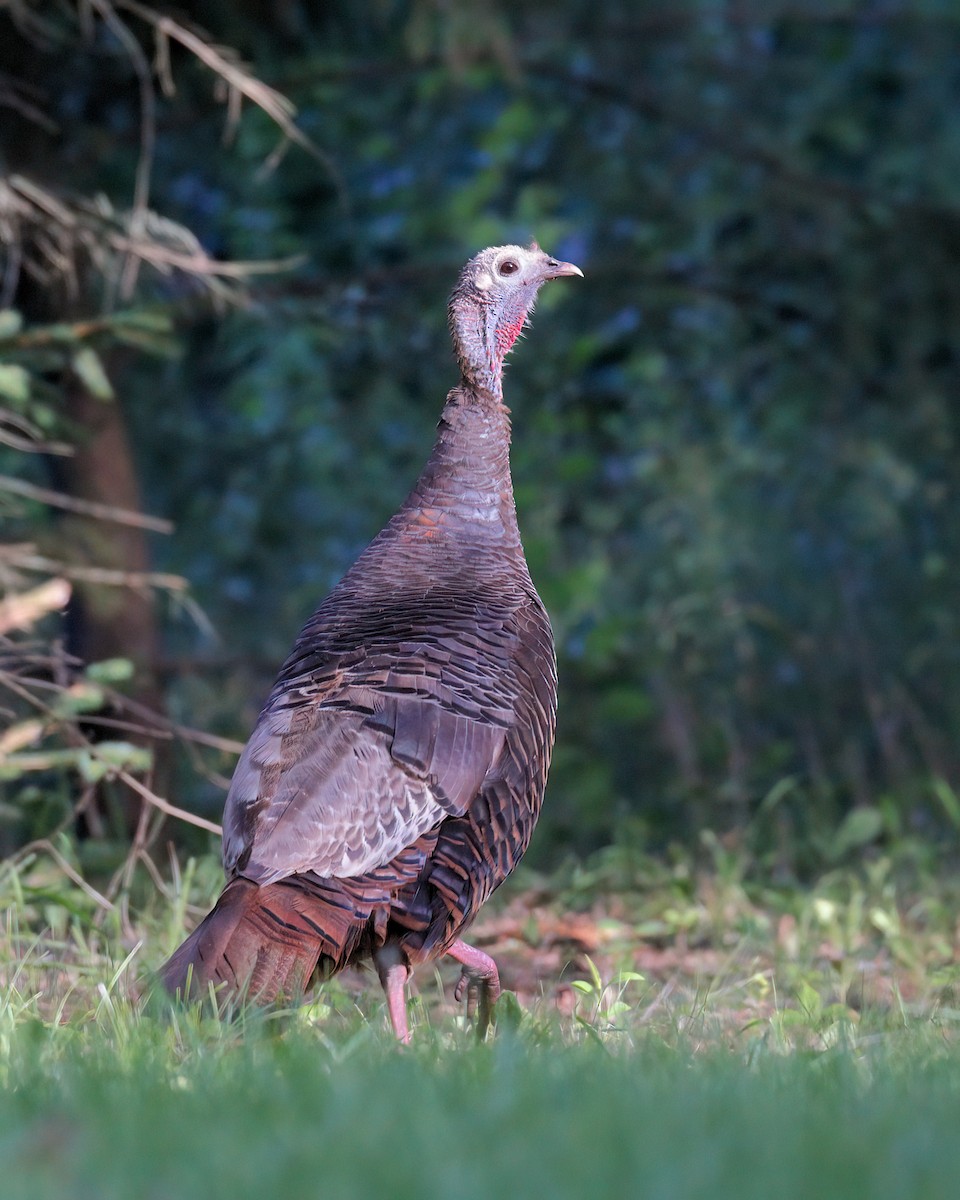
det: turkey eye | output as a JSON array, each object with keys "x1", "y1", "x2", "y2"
[{"x1": 498, "y1": 259, "x2": 519, "y2": 276}]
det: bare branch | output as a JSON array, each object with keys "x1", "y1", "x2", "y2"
[
  {"x1": 0, "y1": 0, "x2": 336, "y2": 300},
  {"x1": 115, "y1": 766, "x2": 223, "y2": 836},
  {"x1": 0, "y1": 473, "x2": 174, "y2": 532},
  {"x1": 153, "y1": 21, "x2": 174, "y2": 96},
  {"x1": 2, "y1": 0, "x2": 61, "y2": 47},
  {"x1": 0, "y1": 72, "x2": 58, "y2": 132},
  {"x1": 0, "y1": 409, "x2": 75, "y2": 456},
  {"x1": 0, "y1": 544, "x2": 188, "y2": 592},
  {"x1": 0, "y1": 650, "x2": 224, "y2": 838},
  {"x1": 106, "y1": 231, "x2": 305, "y2": 279},
  {"x1": 3, "y1": 839, "x2": 115, "y2": 910},
  {"x1": 113, "y1": 0, "x2": 344, "y2": 194},
  {"x1": 1, "y1": 174, "x2": 304, "y2": 302}
]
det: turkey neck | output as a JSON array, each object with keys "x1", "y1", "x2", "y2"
[
  {"x1": 406, "y1": 383, "x2": 520, "y2": 548},
  {"x1": 418, "y1": 284, "x2": 517, "y2": 529}
]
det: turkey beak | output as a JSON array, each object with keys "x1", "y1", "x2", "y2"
[{"x1": 541, "y1": 257, "x2": 584, "y2": 280}]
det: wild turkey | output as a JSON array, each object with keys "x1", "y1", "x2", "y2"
[{"x1": 161, "y1": 243, "x2": 582, "y2": 1040}]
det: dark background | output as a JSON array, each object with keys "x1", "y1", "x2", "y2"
[{"x1": 3, "y1": 1, "x2": 960, "y2": 877}]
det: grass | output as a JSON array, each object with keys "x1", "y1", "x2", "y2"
[
  {"x1": 7, "y1": 1023, "x2": 960, "y2": 1200},
  {"x1": 4, "y1": 836, "x2": 960, "y2": 1199}
]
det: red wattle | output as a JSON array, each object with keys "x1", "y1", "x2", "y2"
[{"x1": 496, "y1": 315, "x2": 526, "y2": 360}]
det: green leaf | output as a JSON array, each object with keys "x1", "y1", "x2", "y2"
[
  {"x1": 0, "y1": 363, "x2": 30, "y2": 403},
  {"x1": 72, "y1": 348, "x2": 114, "y2": 400},
  {"x1": 0, "y1": 309, "x2": 23, "y2": 338},
  {"x1": 88, "y1": 741, "x2": 153, "y2": 773},
  {"x1": 109, "y1": 310, "x2": 178, "y2": 356},
  {"x1": 796, "y1": 981, "x2": 823, "y2": 1021},
  {"x1": 759, "y1": 775, "x2": 800, "y2": 813},
  {"x1": 832, "y1": 808, "x2": 884, "y2": 858},
  {"x1": 933, "y1": 779, "x2": 960, "y2": 832},
  {"x1": 52, "y1": 683, "x2": 106, "y2": 718},
  {"x1": 493, "y1": 990, "x2": 524, "y2": 1033},
  {"x1": 112, "y1": 309, "x2": 174, "y2": 333},
  {"x1": 85, "y1": 658, "x2": 135, "y2": 684},
  {"x1": 76, "y1": 745, "x2": 145, "y2": 783}
]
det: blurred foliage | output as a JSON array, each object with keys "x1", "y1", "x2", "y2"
[{"x1": 3, "y1": 1, "x2": 960, "y2": 873}]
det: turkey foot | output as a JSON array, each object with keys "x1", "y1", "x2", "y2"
[
  {"x1": 446, "y1": 939, "x2": 501, "y2": 1036},
  {"x1": 375, "y1": 945, "x2": 412, "y2": 1044}
]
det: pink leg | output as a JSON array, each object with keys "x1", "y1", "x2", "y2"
[
  {"x1": 374, "y1": 946, "x2": 411, "y2": 1044},
  {"x1": 446, "y1": 939, "x2": 501, "y2": 1036}
]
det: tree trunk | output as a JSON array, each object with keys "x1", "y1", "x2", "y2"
[{"x1": 53, "y1": 369, "x2": 167, "y2": 836}]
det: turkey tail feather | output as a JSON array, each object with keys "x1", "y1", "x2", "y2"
[{"x1": 160, "y1": 876, "x2": 359, "y2": 1005}]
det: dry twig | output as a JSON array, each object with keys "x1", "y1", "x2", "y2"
[
  {"x1": 0, "y1": 474, "x2": 173, "y2": 532},
  {"x1": 0, "y1": 0, "x2": 339, "y2": 299},
  {"x1": 0, "y1": 543, "x2": 188, "y2": 592},
  {"x1": 2, "y1": 838, "x2": 114, "y2": 911},
  {"x1": 114, "y1": 766, "x2": 222, "y2": 836},
  {"x1": 0, "y1": 408, "x2": 75, "y2": 457}
]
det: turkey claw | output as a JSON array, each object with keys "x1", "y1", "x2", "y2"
[
  {"x1": 446, "y1": 939, "x2": 502, "y2": 1037},
  {"x1": 454, "y1": 967, "x2": 491, "y2": 1014}
]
